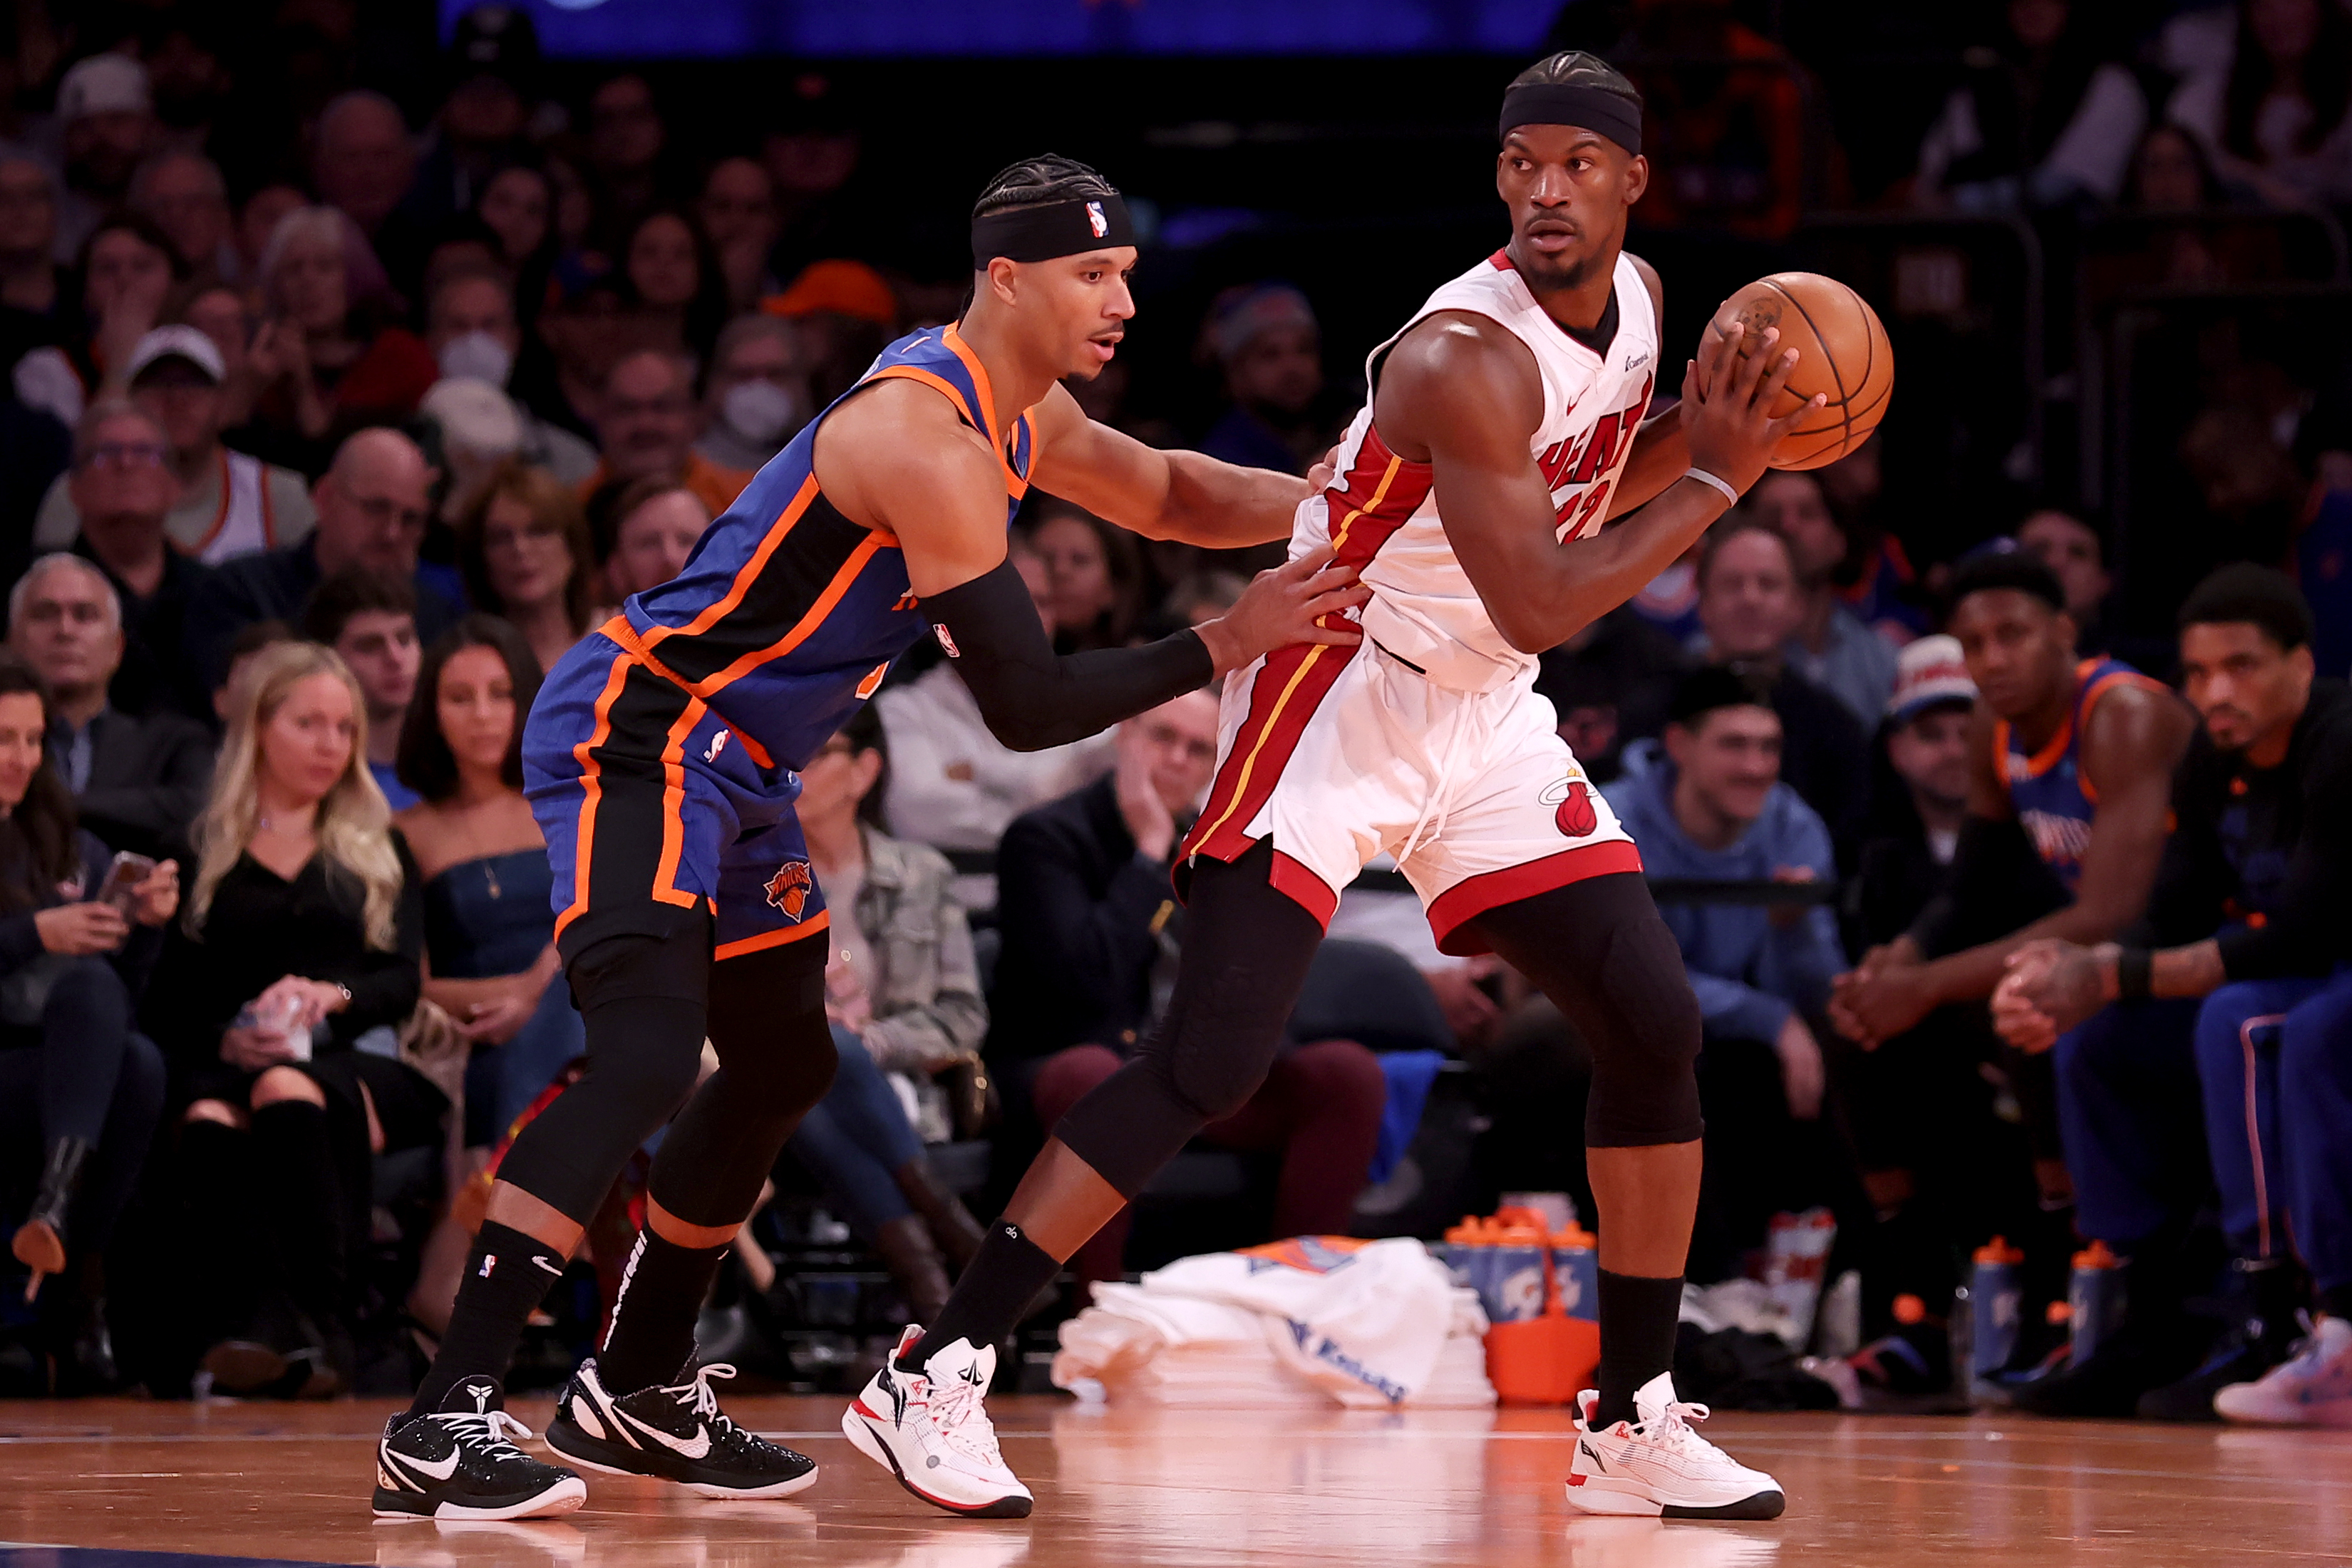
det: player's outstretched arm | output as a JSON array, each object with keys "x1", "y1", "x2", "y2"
[
  {"x1": 1024, "y1": 383, "x2": 1311, "y2": 547},
  {"x1": 1386, "y1": 309, "x2": 1816, "y2": 653},
  {"x1": 815, "y1": 382, "x2": 1363, "y2": 753}
]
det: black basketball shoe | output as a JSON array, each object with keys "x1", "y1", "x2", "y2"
[
  {"x1": 373, "y1": 1377, "x2": 587, "y2": 1520},
  {"x1": 545, "y1": 1359, "x2": 818, "y2": 1499}
]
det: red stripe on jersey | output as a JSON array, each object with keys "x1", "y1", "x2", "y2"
[{"x1": 1181, "y1": 640, "x2": 1353, "y2": 865}]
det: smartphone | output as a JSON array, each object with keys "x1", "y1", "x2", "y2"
[{"x1": 99, "y1": 852, "x2": 155, "y2": 916}]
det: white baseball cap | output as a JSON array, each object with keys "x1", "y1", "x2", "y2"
[
  {"x1": 58, "y1": 53, "x2": 151, "y2": 121},
  {"x1": 1887, "y1": 634, "x2": 1977, "y2": 725},
  {"x1": 125, "y1": 325, "x2": 226, "y2": 386}
]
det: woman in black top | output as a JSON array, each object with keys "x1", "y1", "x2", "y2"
[
  {"x1": 151, "y1": 641, "x2": 435, "y2": 1398},
  {"x1": 0, "y1": 656, "x2": 178, "y2": 1391}
]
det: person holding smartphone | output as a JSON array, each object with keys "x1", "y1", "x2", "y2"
[
  {"x1": 149, "y1": 639, "x2": 431, "y2": 1399},
  {"x1": 0, "y1": 653, "x2": 180, "y2": 1392}
]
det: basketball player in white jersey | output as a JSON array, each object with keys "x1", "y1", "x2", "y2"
[{"x1": 847, "y1": 51, "x2": 1818, "y2": 1520}]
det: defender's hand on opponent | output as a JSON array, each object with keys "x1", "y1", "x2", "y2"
[
  {"x1": 1192, "y1": 546, "x2": 1368, "y2": 678},
  {"x1": 1681, "y1": 321, "x2": 1825, "y2": 495}
]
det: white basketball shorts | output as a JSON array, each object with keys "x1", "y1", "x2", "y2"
[{"x1": 1178, "y1": 639, "x2": 1641, "y2": 956}]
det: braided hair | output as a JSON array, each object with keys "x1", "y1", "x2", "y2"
[{"x1": 971, "y1": 155, "x2": 1120, "y2": 220}]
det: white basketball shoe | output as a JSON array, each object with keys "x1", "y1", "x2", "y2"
[
  {"x1": 2214, "y1": 1316, "x2": 2352, "y2": 1427},
  {"x1": 1566, "y1": 1373, "x2": 1786, "y2": 1520},
  {"x1": 842, "y1": 1326, "x2": 1033, "y2": 1517}
]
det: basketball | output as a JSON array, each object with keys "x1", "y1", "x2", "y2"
[{"x1": 1704, "y1": 272, "x2": 1894, "y2": 470}]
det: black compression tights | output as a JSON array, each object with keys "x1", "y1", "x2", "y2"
[
  {"x1": 1053, "y1": 842, "x2": 1326, "y2": 1197},
  {"x1": 1054, "y1": 852, "x2": 1703, "y2": 1200},
  {"x1": 494, "y1": 920, "x2": 836, "y2": 1229},
  {"x1": 1467, "y1": 873, "x2": 1704, "y2": 1148}
]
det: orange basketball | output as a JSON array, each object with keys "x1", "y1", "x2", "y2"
[{"x1": 1703, "y1": 272, "x2": 1894, "y2": 471}]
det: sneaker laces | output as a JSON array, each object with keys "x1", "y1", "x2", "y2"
[
  {"x1": 1634, "y1": 1398, "x2": 1723, "y2": 1460},
  {"x1": 661, "y1": 1362, "x2": 743, "y2": 1434},
  {"x1": 434, "y1": 1407, "x2": 537, "y2": 1458},
  {"x1": 925, "y1": 1364, "x2": 1006, "y2": 1468}
]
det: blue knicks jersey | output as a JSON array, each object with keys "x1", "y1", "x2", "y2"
[
  {"x1": 611, "y1": 325, "x2": 1034, "y2": 773},
  {"x1": 1995, "y1": 657, "x2": 2165, "y2": 894}
]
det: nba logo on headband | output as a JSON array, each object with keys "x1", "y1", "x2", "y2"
[{"x1": 1086, "y1": 201, "x2": 1108, "y2": 238}]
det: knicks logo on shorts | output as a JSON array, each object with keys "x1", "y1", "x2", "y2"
[
  {"x1": 763, "y1": 860, "x2": 815, "y2": 920},
  {"x1": 1541, "y1": 778, "x2": 1599, "y2": 839}
]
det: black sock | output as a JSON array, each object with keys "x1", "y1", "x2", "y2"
[
  {"x1": 406, "y1": 1221, "x2": 567, "y2": 1420},
  {"x1": 900, "y1": 1219, "x2": 1058, "y2": 1371},
  {"x1": 597, "y1": 1227, "x2": 728, "y2": 1396},
  {"x1": 1594, "y1": 1269, "x2": 1683, "y2": 1427}
]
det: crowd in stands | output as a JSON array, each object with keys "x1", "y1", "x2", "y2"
[{"x1": 0, "y1": 0, "x2": 2347, "y2": 1433}]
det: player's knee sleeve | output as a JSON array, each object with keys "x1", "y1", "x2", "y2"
[
  {"x1": 494, "y1": 931, "x2": 711, "y2": 1222},
  {"x1": 650, "y1": 939, "x2": 837, "y2": 1227},
  {"x1": 707, "y1": 935, "x2": 835, "y2": 1113},
  {"x1": 1578, "y1": 910, "x2": 1704, "y2": 1148}
]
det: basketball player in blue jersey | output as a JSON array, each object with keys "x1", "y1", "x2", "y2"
[
  {"x1": 1832, "y1": 551, "x2": 2192, "y2": 1048},
  {"x1": 367, "y1": 155, "x2": 1367, "y2": 1521}
]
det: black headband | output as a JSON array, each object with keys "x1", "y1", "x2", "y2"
[
  {"x1": 1499, "y1": 83, "x2": 1643, "y2": 156},
  {"x1": 971, "y1": 195, "x2": 1135, "y2": 268}
]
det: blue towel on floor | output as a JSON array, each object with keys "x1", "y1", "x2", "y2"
[{"x1": 1368, "y1": 1049, "x2": 1448, "y2": 1185}]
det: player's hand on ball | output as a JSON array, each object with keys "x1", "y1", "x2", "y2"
[
  {"x1": 1195, "y1": 546, "x2": 1368, "y2": 676},
  {"x1": 1681, "y1": 321, "x2": 1825, "y2": 495}
]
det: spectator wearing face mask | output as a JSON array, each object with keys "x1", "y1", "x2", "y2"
[
  {"x1": 34, "y1": 327, "x2": 314, "y2": 564},
  {"x1": 697, "y1": 314, "x2": 808, "y2": 473},
  {"x1": 1195, "y1": 282, "x2": 1338, "y2": 478},
  {"x1": 421, "y1": 265, "x2": 597, "y2": 483},
  {"x1": 579, "y1": 348, "x2": 750, "y2": 519}
]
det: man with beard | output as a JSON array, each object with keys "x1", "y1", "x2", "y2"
[{"x1": 1996, "y1": 566, "x2": 2352, "y2": 1423}]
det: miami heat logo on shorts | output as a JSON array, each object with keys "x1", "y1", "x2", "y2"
[
  {"x1": 1540, "y1": 778, "x2": 1599, "y2": 839},
  {"x1": 763, "y1": 860, "x2": 814, "y2": 920}
]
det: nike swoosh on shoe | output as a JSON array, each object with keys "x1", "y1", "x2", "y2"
[
  {"x1": 392, "y1": 1447, "x2": 462, "y2": 1482},
  {"x1": 619, "y1": 1409, "x2": 711, "y2": 1460}
]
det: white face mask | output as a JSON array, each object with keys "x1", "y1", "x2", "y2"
[
  {"x1": 437, "y1": 330, "x2": 514, "y2": 388},
  {"x1": 721, "y1": 378, "x2": 800, "y2": 446}
]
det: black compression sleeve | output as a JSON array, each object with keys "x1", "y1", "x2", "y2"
[{"x1": 922, "y1": 557, "x2": 1215, "y2": 751}]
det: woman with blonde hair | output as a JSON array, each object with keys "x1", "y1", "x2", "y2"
[
  {"x1": 455, "y1": 460, "x2": 603, "y2": 674},
  {"x1": 150, "y1": 640, "x2": 435, "y2": 1398}
]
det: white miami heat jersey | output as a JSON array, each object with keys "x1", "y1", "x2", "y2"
[{"x1": 1294, "y1": 249, "x2": 1658, "y2": 692}]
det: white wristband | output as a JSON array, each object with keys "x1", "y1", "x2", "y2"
[{"x1": 1684, "y1": 468, "x2": 1741, "y2": 507}]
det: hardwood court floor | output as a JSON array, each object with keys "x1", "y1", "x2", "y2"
[{"x1": 2, "y1": 1396, "x2": 2347, "y2": 1568}]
